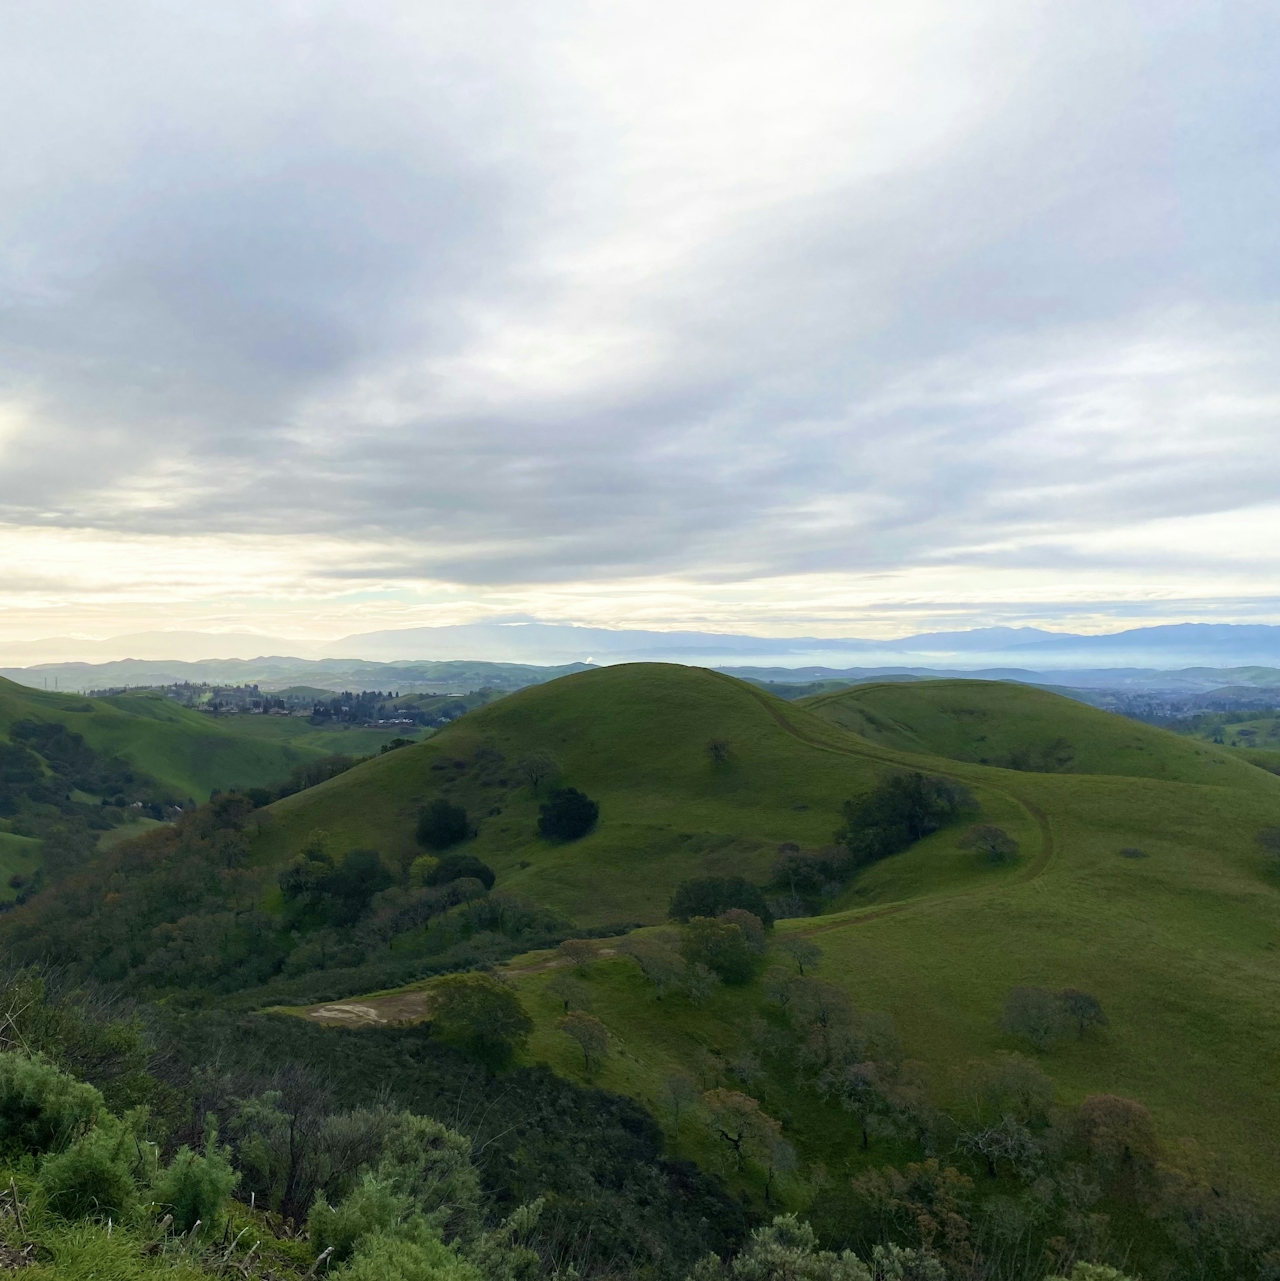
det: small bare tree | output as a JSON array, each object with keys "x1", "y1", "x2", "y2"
[
  {"x1": 557, "y1": 1010, "x2": 608, "y2": 1071},
  {"x1": 1000, "y1": 986, "x2": 1071, "y2": 1050},
  {"x1": 518, "y1": 751, "x2": 561, "y2": 794},
  {"x1": 547, "y1": 971, "x2": 592, "y2": 1014},
  {"x1": 664, "y1": 1073, "x2": 699, "y2": 1142},
  {"x1": 557, "y1": 938, "x2": 597, "y2": 969},
  {"x1": 959, "y1": 824, "x2": 1020, "y2": 865},
  {"x1": 779, "y1": 937, "x2": 821, "y2": 975},
  {"x1": 1058, "y1": 988, "x2": 1108, "y2": 1038}
]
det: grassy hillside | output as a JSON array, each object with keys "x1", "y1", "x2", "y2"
[
  {"x1": 253, "y1": 665, "x2": 1036, "y2": 926},
  {"x1": 800, "y1": 678, "x2": 1257, "y2": 784},
  {"x1": 0, "y1": 830, "x2": 41, "y2": 903},
  {"x1": 277, "y1": 666, "x2": 1280, "y2": 1199},
  {"x1": 0, "y1": 676, "x2": 330, "y2": 802},
  {"x1": 202, "y1": 709, "x2": 427, "y2": 759}
]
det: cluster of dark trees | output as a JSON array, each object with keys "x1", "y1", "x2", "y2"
[
  {"x1": 762, "y1": 772, "x2": 977, "y2": 915},
  {"x1": 0, "y1": 773, "x2": 614, "y2": 1005},
  {"x1": 416, "y1": 784, "x2": 599, "y2": 855}
]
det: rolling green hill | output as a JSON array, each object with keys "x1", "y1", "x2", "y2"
[
  {"x1": 253, "y1": 665, "x2": 1037, "y2": 926},
  {"x1": 799, "y1": 677, "x2": 1257, "y2": 784},
  {"x1": 0, "y1": 675, "x2": 330, "y2": 803},
  {"x1": 262, "y1": 666, "x2": 1280, "y2": 1199}
]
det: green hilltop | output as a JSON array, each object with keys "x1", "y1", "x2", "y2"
[{"x1": 243, "y1": 665, "x2": 1280, "y2": 1189}]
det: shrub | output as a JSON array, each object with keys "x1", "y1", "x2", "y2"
[
  {"x1": 149, "y1": 1117, "x2": 239, "y2": 1232},
  {"x1": 425, "y1": 854, "x2": 495, "y2": 891},
  {"x1": 537, "y1": 788, "x2": 599, "y2": 841},
  {"x1": 670, "y1": 877, "x2": 774, "y2": 926},
  {"x1": 39, "y1": 1118, "x2": 138, "y2": 1220},
  {"x1": 310, "y1": 1172, "x2": 410, "y2": 1264},
  {"x1": 1046, "y1": 1267, "x2": 1137, "y2": 1281},
  {"x1": 334, "y1": 1229, "x2": 482, "y2": 1281},
  {"x1": 417, "y1": 800, "x2": 471, "y2": 851},
  {"x1": 681, "y1": 917, "x2": 758, "y2": 985},
  {"x1": 837, "y1": 773, "x2": 974, "y2": 870},
  {"x1": 0, "y1": 1051, "x2": 103, "y2": 1157},
  {"x1": 375, "y1": 1111, "x2": 483, "y2": 1242}
]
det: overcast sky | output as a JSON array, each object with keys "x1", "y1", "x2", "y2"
[{"x1": 2, "y1": 0, "x2": 1278, "y2": 646}]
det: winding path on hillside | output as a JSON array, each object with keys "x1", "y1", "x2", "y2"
[{"x1": 705, "y1": 672, "x2": 1058, "y2": 936}]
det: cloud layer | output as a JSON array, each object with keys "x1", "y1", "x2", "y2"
[{"x1": 2, "y1": 0, "x2": 1278, "y2": 641}]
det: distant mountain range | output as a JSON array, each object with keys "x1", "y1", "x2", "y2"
[
  {"x1": 8, "y1": 620, "x2": 1280, "y2": 679},
  {"x1": 321, "y1": 620, "x2": 1280, "y2": 668}
]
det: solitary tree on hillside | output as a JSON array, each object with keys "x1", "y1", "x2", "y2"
[
  {"x1": 999, "y1": 986, "x2": 1071, "y2": 1051},
  {"x1": 538, "y1": 787, "x2": 599, "y2": 841},
  {"x1": 1058, "y1": 989, "x2": 1109, "y2": 1038},
  {"x1": 706, "y1": 737, "x2": 732, "y2": 765},
  {"x1": 959, "y1": 824, "x2": 1020, "y2": 865},
  {"x1": 779, "y1": 937, "x2": 822, "y2": 976},
  {"x1": 557, "y1": 1010, "x2": 608, "y2": 1071},
  {"x1": 518, "y1": 751, "x2": 560, "y2": 794},
  {"x1": 557, "y1": 938, "x2": 597, "y2": 969},
  {"x1": 547, "y1": 970, "x2": 592, "y2": 1014},
  {"x1": 664, "y1": 1074, "x2": 700, "y2": 1143},
  {"x1": 618, "y1": 935, "x2": 686, "y2": 999}
]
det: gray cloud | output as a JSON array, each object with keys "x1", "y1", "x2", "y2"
[{"x1": 1, "y1": 0, "x2": 1278, "y2": 620}]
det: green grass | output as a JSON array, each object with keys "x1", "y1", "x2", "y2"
[
  {"x1": 0, "y1": 676, "x2": 338, "y2": 802},
  {"x1": 253, "y1": 665, "x2": 1027, "y2": 925},
  {"x1": 0, "y1": 830, "x2": 41, "y2": 903},
  {"x1": 206, "y1": 711, "x2": 428, "y2": 758},
  {"x1": 799, "y1": 678, "x2": 1258, "y2": 785},
  {"x1": 266, "y1": 665, "x2": 1280, "y2": 1194}
]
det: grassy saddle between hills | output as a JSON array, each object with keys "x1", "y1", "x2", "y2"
[{"x1": 272, "y1": 665, "x2": 1280, "y2": 1198}]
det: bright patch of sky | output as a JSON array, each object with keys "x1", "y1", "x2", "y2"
[{"x1": 1, "y1": 0, "x2": 1278, "y2": 646}]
